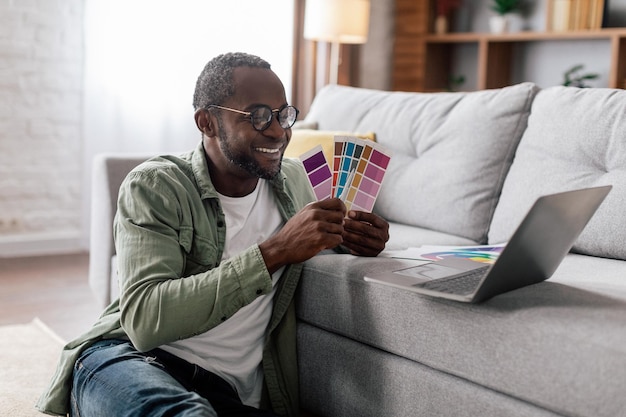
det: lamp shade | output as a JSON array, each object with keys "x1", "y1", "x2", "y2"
[{"x1": 304, "y1": 0, "x2": 370, "y2": 44}]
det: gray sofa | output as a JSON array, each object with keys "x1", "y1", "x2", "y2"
[
  {"x1": 89, "y1": 83, "x2": 626, "y2": 417},
  {"x1": 295, "y1": 83, "x2": 626, "y2": 417}
]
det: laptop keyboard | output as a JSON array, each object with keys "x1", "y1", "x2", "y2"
[{"x1": 414, "y1": 265, "x2": 490, "y2": 295}]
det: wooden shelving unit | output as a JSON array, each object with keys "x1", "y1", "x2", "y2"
[{"x1": 392, "y1": 0, "x2": 626, "y2": 92}]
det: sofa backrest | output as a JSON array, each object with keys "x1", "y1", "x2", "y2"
[
  {"x1": 304, "y1": 83, "x2": 539, "y2": 243},
  {"x1": 488, "y1": 86, "x2": 626, "y2": 260}
]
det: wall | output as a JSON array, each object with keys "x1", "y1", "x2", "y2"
[
  {"x1": 292, "y1": 0, "x2": 395, "y2": 116},
  {"x1": 360, "y1": 0, "x2": 395, "y2": 90},
  {"x1": 0, "y1": 0, "x2": 85, "y2": 257},
  {"x1": 0, "y1": 0, "x2": 393, "y2": 259}
]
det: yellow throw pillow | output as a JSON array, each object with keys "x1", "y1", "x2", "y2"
[{"x1": 285, "y1": 129, "x2": 376, "y2": 163}]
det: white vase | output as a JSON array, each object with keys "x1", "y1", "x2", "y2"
[
  {"x1": 507, "y1": 13, "x2": 525, "y2": 32},
  {"x1": 489, "y1": 15, "x2": 510, "y2": 34}
]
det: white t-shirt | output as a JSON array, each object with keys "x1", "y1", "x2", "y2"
[{"x1": 162, "y1": 179, "x2": 284, "y2": 407}]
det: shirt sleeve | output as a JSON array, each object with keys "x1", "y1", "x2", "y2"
[{"x1": 114, "y1": 168, "x2": 273, "y2": 352}]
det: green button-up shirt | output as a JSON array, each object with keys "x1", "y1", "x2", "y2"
[{"x1": 37, "y1": 142, "x2": 316, "y2": 416}]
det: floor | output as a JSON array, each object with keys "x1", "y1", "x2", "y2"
[
  {"x1": 0, "y1": 252, "x2": 102, "y2": 341},
  {"x1": 0, "y1": 252, "x2": 322, "y2": 417}
]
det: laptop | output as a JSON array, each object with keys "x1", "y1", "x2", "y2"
[{"x1": 364, "y1": 185, "x2": 612, "y2": 303}]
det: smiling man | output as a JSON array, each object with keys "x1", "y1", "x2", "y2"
[{"x1": 37, "y1": 52, "x2": 389, "y2": 417}]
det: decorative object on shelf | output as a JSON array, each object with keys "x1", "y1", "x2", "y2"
[
  {"x1": 435, "y1": 14, "x2": 449, "y2": 34},
  {"x1": 562, "y1": 64, "x2": 599, "y2": 87},
  {"x1": 304, "y1": 0, "x2": 370, "y2": 85},
  {"x1": 435, "y1": 0, "x2": 462, "y2": 34},
  {"x1": 489, "y1": 0, "x2": 520, "y2": 33}
]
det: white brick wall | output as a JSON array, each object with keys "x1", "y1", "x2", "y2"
[{"x1": 0, "y1": 0, "x2": 84, "y2": 255}]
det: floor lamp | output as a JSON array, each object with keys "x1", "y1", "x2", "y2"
[{"x1": 303, "y1": 0, "x2": 370, "y2": 85}]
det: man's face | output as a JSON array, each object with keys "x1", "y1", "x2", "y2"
[
  {"x1": 205, "y1": 66, "x2": 291, "y2": 190},
  {"x1": 215, "y1": 111, "x2": 283, "y2": 180}
]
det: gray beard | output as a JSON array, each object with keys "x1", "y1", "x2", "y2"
[{"x1": 218, "y1": 131, "x2": 281, "y2": 180}]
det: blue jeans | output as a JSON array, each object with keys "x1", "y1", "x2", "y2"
[{"x1": 70, "y1": 339, "x2": 279, "y2": 417}]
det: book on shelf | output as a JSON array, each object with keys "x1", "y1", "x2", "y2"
[{"x1": 547, "y1": 0, "x2": 605, "y2": 31}]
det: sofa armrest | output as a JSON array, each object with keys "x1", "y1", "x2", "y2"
[{"x1": 89, "y1": 154, "x2": 151, "y2": 307}]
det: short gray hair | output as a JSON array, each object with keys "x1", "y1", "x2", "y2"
[{"x1": 192, "y1": 52, "x2": 271, "y2": 110}]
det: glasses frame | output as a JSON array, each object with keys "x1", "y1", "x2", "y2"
[{"x1": 207, "y1": 104, "x2": 299, "y2": 132}]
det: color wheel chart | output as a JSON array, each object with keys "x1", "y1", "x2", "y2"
[
  {"x1": 299, "y1": 136, "x2": 392, "y2": 212},
  {"x1": 418, "y1": 245, "x2": 505, "y2": 264}
]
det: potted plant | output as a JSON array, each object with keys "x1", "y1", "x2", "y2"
[
  {"x1": 562, "y1": 64, "x2": 599, "y2": 88},
  {"x1": 489, "y1": 0, "x2": 520, "y2": 33}
]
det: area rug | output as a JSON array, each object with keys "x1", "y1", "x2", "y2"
[{"x1": 0, "y1": 318, "x2": 64, "y2": 416}]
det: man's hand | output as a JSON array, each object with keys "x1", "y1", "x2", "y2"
[
  {"x1": 341, "y1": 210, "x2": 389, "y2": 257},
  {"x1": 259, "y1": 198, "x2": 347, "y2": 273}
]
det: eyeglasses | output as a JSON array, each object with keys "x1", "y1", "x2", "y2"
[{"x1": 207, "y1": 104, "x2": 299, "y2": 132}]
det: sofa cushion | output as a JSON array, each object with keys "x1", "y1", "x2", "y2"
[
  {"x1": 284, "y1": 129, "x2": 376, "y2": 165},
  {"x1": 304, "y1": 83, "x2": 539, "y2": 243},
  {"x1": 291, "y1": 120, "x2": 318, "y2": 130},
  {"x1": 488, "y1": 86, "x2": 626, "y2": 260},
  {"x1": 297, "y1": 253, "x2": 626, "y2": 417}
]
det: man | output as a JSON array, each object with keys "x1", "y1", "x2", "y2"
[{"x1": 37, "y1": 52, "x2": 389, "y2": 417}]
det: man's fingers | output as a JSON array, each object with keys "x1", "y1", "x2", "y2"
[{"x1": 313, "y1": 198, "x2": 347, "y2": 213}]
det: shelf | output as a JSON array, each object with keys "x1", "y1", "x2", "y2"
[
  {"x1": 425, "y1": 28, "x2": 626, "y2": 43},
  {"x1": 422, "y1": 29, "x2": 626, "y2": 91},
  {"x1": 392, "y1": 0, "x2": 626, "y2": 92}
]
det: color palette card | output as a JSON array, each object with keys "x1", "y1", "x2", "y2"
[
  {"x1": 299, "y1": 145, "x2": 333, "y2": 201},
  {"x1": 333, "y1": 136, "x2": 365, "y2": 199},
  {"x1": 334, "y1": 137, "x2": 392, "y2": 212},
  {"x1": 299, "y1": 136, "x2": 392, "y2": 213}
]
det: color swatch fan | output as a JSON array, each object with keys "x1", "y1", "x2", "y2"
[{"x1": 299, "y1": 136, "x2": 392, "y2": 212}]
